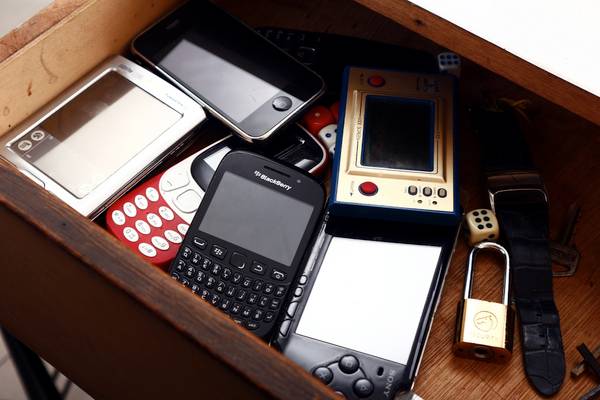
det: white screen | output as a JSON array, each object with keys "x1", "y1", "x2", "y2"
[{"x1": 296, "y1": 237, "x2": 442, "y2": 364}]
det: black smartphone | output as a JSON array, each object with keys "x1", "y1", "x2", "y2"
[
  {"x1": 273, "y1": 216, "x2": 461, "y2": 399},
  {"x1": 169, "y1": 151, "x2": 325, "y2": 340},
  {"x1": 131, "y1": 1, "x2": 325, "y2": 142}
]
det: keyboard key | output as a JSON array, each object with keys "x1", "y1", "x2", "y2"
[
  {"x1": 175, "y1": 259, "x2": 186, "y2": 272},
  {"x1": 146, "y1": 187, "x2": 159, "y2": 202},
  {"x1": 222, "y1": 268, "x2": 232, "y2": 281},
  {"x1": 170, "y1": 272, "x2": 179, "y2": 281},
  {"x1": 164, "y1": 230, "x2": 182, "y2": 244},
  {"x1": 200, "y1": 289, "x2": 210, "y2": 300},
  {"x1": 231, "y1": 303, "x2": 242, "y2": 315},
  {"x1": 270, "y1": 298, "x2": 281, "y2": 310},
  {"x1": 185, "y1": 265, "x2": 196, "y2": 278},
  {"x1": 193, "y1": 237, "x2": 207, "y2": 249},
  {"x1": 216, "y1": 281, "x2": 226, "y2": 294},
  {"x1": 232, "y1": 273, "x2": 243, "y2": 284},
  {"x1": 158, "y1": 205, "x2": 174, "y2": 220},
  {"x1": 195, "y1": 271, "x2": 206, "y2": 283},
  {"x1": 247, "y1": 293, "x2": 258, "y2": 305},
  {"x1": 250, "y1": 261, "x2": 266, "y2": 275},
  {"x1": 242, "y1": 277, "x2": 252, "y2": 288},
  {"x1": 271, "y1": 269, "x2": 287, "y2": 281},
  {"x1": 210, "y1": 294, "x2": 221, "y2": 305},
  {"x1": 191, "y1": 283, "x2": 201, "y2": 293},
  {"x1": 252, "y1": 309, "x2": 264, "y2": 321},
  {"x1": 225, "y1": 285, "x2": 236, "y2": 297},
  {"x1": 146, "y1": 213, "x2": 162, "y2": 228},
  {"x1": 252, "y1": 280, "x2": 264, "y2": 292},
  {"x1": 151, "y1": 236, "x2": 169, "y2": 251},
  {"x1": 177, "y1": 223, "x2": 189, "y2": 235},
  {"x1": 201, "y1": 258, "x2": 212, "y2": 271},
  {"x1": 135, "y1": 220, "x2": 151, "y2": 235},
  {"x1": 134, "y1": 194, "x2": 148, "y2": 210},
  {"x1": 263, "y1": 283, "x2": 275, "y2": 295},
  {"x1": 123, "y1": 202, "x2": 136, "y2": 217},
  {"x1": 259, "y1": 296, "x2": 269, "y2": 308},
  {"x1": 235, "y1": 289, "x2": 247, "y2": 301},
  {"x1": 275, "y1": 286, "x2": 286, "y2": 297},
  {"x1": 138, "y1": 243, "x2": 156, "y2": 257},
  {"x1": 211, "y1": 264, "x2": 222, "y2": 276},
  {"x1": 264, "y1": 312, "x2": 275, "y2": 323},
  {"x1": 206, "y1": 277, "x2": 216, "y2": 288},
  {"x1": 211, "y1": 244, "x2": 227, "y2": 259},
  {"x1": 181, "y1": 278, "x2": 190, "y2": 287},
  {"x1": 220, "y1": 299, "x2": 231, "y2": 311},
  {"x1": 245, "y1": 321, "x2": 260, "y2": 331},
  {"x1": 111, "y1": 210, "x2": 126, "y2": 226},
  {"x1": 123, "y1": 227, "x2": 139, "y2": 243},
  {"x1": 230, "y1": 252, "x2": 246, "y2": 269},
  {"x1": 181, "y1": 246, "x2": 192, "y2": 259},
  {"x1": 242, "y1": 307, "x2": 252, "y2": 318},
  {"x1": 191, "y1": 252, "x2": 202, "y2": 265}
]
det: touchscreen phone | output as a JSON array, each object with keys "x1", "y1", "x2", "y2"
[
  {"x1": 169, "y1": 151, "x2": 325, "y2": 339},
  {"x1": 131, "y1": 1, "x2": 325, "y2": 142}
]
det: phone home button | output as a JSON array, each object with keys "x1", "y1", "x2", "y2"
[{"x1": 272, "y1": 96, "x2": 292, "y2": 111}]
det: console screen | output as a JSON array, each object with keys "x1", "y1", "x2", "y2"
[
  {"x1": 296, "y1": 237, "x2": 441, "y2": 364},
  {"x1": 199, "y1": 171, "x2": 314, "y2": 266},
  {"x1": 361, "y1": 95, "x2": 435, "y2": 172}
]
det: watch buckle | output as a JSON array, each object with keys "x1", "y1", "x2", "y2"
[{"x1": 487, "y1": 172, "x2": 548, "y2": 212}]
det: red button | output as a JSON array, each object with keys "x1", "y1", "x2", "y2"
[
  {"x1": 302, "y1": 105, "x2": 336, "y2": 135},
  {"x1": 367, "y1": 75, "x2": 385, "y2": 87},
  {"x1": 358, "y1": 181, "x2": 378, "y2": 196}
]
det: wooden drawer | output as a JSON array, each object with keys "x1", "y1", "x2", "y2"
[{"x1": 1, "y1": 1, "x2": 599, "y2": 399}]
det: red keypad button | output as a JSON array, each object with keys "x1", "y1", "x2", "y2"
[
  {"x1": 358, "y1": 181, "x2": 378, "y2": 196},
  {"x1": 367, "y1": 75, "x2": 385, "y2": 87}
]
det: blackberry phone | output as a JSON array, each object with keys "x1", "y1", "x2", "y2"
[
  {"x1": 169, "y1": 151, "x2": 325, "y2": 339},
  {"x1": 106, "y1": 123, "x2": 327, "y2": 269},
  {"x1": 274, "y1": 216, "x2": 461, "y2": 398},
  {"x1": 132, "y1": 1, "x2": 325, "y2": 142}
]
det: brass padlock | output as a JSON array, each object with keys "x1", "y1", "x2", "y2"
[{"x1": 453, "y1": 241, "x2": 514, "y2": 362}]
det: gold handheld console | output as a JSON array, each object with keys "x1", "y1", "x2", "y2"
[{"x1": 330, "y1": 67, "x2": 459, "y2": 225}]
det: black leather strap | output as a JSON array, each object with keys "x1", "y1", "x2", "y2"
[{"x1": 475, "y1": 106, "x2": 565, "y2": 396}]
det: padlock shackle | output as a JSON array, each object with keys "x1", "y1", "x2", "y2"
[{"x1": 464, "y1": 241, "x2": 511, "y2": 305}]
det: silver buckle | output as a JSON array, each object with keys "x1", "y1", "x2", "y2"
[{"x1": 487, "y1": 172, "x2": 548, "y2": 212}]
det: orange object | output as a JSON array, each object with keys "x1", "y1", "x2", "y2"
[{"x1": 302, "y1": 105, "x2": 336, "y2": 135}]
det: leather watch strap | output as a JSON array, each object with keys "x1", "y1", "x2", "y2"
[{"x1": 475, "y1": 106, "x2": 565, "y2": 396}]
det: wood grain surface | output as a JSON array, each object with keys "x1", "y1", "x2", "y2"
[{"x1": 0, "y1": 1, "x2": 599, "y2": 399}]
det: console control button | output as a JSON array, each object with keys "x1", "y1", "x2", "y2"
[
  {"x1": 287, "y1": 301, "x2": 298, "y2": 317},
  {"x1": 422, "y1": 187, "x2": 433, "y2": 197},
  {"x1": 123, "y1": 227, "x2": 139, "y2": 242},
  {"x1": 408, "y1": 185, "x2": 418, "y2": 196},
  {"x1": 294, "y1": 287, "x2": 303, "y2": 297},
  {"x1": 164, "y1": 229, "x2": 182, "y2": 244},
  {"x1": 353, "y1": 379, "x2": 374, "y2": 398},
  {"x1": 367, "y1": 75, "x2": 385, "y2": 87},
  {"x1": 358, "y1": 181, "x2": 378, "y2": 196},
  {"x1": 146, "y1": 187, "x2": 159, "y2": 202},
  {"x1": 339, "y1": 355, "x2": 359, "y2": 374},
  {"x1": 279, "y1": 319, "x2": 291, "y2": 335},
  {"x1": 160, "y1": 170, "x2": 189, "y2": 192},
  {"x1": 123, "y1": 202, "x2": 137, "y2": 217},
  {"x1": 313, "y1": 367, "x2": 333, "y2": 385},
  {"x1": 438, "y1": 188, "x2": 447, "y2": 198},
  {"x1": 211, "y1": 244, "x2": 227, "y2": 259},
  {"x1": 134, "y1": 220, "x2": 151, "y2": 235},
  {"x1": 230, "y1": 252, "x2": 246, "y2": 269},
  {"x1": 138, "y1": 243, "x2": 156, "y2": 258},
  {"x1": 158, "y1": 206, "x2": 174, "y2": 221},
  {"x1": 272, "y1": 96, "x2": 292, "y2": 111},
  {"x1": 111, "y1": 210, "x2": 126, "y2": 225},
  {"x1": 299, "y1": 275, "x2": 308, "y2": 285},
  {"x1": 134, "y1": 194, "x2": 148, "y2": 210}
]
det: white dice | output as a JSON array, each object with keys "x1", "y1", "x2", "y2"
[
  {"x1": 465, "y1": 209, "x2": 499, "y2": 246},
  {"x1": 438, "y1": 52, "x2": 461, "y2": 77},
  {"x1": 318, "y1": 123, "x2": 337, "y2": 154}
]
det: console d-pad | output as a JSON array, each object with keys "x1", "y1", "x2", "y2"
[
  {"x1": 170, "y1": 237, "x2": 289, "y2": 338},
  {"x1": 313, "y1": 355, "x2": 374, "y2": 398}
]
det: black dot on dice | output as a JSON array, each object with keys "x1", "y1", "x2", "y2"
[
  {"x1": 489, "y1": 234, "x2": 495, "y2": 239},
  {"x1": 478, "y1": 224, "x2": 484, "y2": 229},
  {"x1": 475, "y1": 217, "x2": 482, "y2": 223},
  {"x1": 486, "y1": 223, "x2": 492, "y2": 228},
  {"x1": 483, "y1": 216, "x2": 490, "y2": 221},
  {"x1": 481, "y1": 210, "x2": 488, "y2": 215},
  {"x1": 473, "y1": 211, "x2": 479, "y2": 216}
]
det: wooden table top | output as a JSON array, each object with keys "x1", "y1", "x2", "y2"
[{"x1": 3, "y1": 1, "x2": 599, "y2": 399}]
